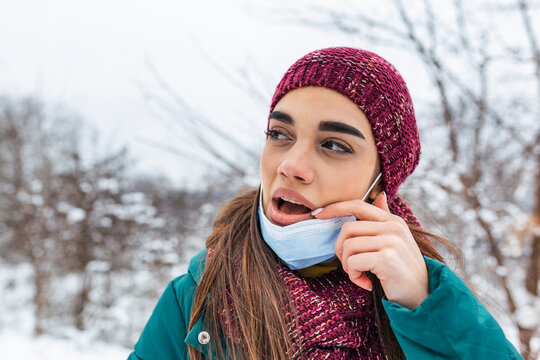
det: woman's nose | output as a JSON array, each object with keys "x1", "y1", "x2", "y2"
[{"x1": 276, "y1": 145, "x2": 314, "y2": 184}]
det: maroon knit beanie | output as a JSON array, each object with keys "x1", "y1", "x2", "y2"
[{"x1": 268, "y1": 46, "x2": 422, "y2": 228}]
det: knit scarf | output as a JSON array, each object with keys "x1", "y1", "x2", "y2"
[
  {"x1": 277, "y1": 263, "x2": 384, "y2": 359},
  {"x1": 216, "y1": 253, "x2": 385, "y2": 359}
]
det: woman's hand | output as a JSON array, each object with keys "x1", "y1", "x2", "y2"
[{"x1": 312, "y1": 191, "x2": 429, "y2": 310}]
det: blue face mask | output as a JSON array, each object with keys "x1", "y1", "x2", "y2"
[{"x1": 258, "y1": 173, "x2": 382, "y2": 270}]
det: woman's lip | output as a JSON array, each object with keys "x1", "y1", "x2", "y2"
[{"x1": 269, "y1": 198, "x2": 314, "y2": 226}]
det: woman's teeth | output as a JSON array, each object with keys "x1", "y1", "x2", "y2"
[{"x1": 281, "y1": 197, "x2": 303, "y2": 206}]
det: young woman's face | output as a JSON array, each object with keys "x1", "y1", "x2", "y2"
[{"x1": 260, "y1": 86, "x2": 381, "y2": 226}]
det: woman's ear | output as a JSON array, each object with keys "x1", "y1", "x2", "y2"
[{"x1": 366, "y1": 183, "x2": 384, "y2": 204}]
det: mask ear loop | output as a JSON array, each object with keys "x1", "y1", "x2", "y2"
[
  {"x1": 360, "y1": 172, "x2": 389, "y2": 309},
  {"x1": 361, "y1": 172, "x2": 383, "y2": 203},
  {"x1": 357, "y1": 172, "x2": 384, "y2": 291}
]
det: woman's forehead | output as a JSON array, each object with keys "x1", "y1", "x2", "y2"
[{"x1": 270, "y1": 86, "x2": 374, "y2": 138}]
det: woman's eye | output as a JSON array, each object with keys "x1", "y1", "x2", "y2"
[
  {"x1": 265, "y1": 129, "x2": 289, "y2": 141},
  {"x1": 321, "y1": 139, "x2": 353, "y2": 154}
]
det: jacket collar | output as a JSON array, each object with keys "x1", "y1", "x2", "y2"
[
  {"x1": 187, "y1": 247, "x2": 208, "y2": 285},
  {"x1": 185, "y1": 248, "x2": 228, "y2": 358},
  {"x1": 184, "y1": 248, "x2": 209, "y2": 356}
]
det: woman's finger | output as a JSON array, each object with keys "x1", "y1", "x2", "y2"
[
  {"x1": 372, "y1": 191, "x2": 390, "y2": 213},
  {"x1": 352, "y1": 271, "x2": 373, "y2": 291},
  {"x1": 345, "y1": 252, "x2": 378, "y2": 289},
  {"x1": 334, "y1": 221, "x2": 390, "y2": 261},
  {"x1": 338, "y1": 235, "x2": 387, "y2": 272},
  {"x1": 312, "y1": 192, "x2": 393, "y2": 222}
]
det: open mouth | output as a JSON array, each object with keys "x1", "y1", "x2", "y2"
[
  {"x1": 269, "y1": 188, "x2": 316, "y2": 226},
  {"x1": 277, "y1": 197, "x2": 312, "y2": 215}
]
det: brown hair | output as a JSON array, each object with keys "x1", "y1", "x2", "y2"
[{"x1": 188, "y1": 186, "x2": 463, "y2": 359}]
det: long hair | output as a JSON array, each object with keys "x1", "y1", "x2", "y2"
[{"x1": 188, "y1": 186, "x2": 463, "y2": 359}]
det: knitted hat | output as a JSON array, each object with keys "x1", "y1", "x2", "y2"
[{"x1": 268, "y1": 46, "x2": 422, "y2": 228}]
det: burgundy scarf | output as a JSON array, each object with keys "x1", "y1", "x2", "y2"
[{"x1": 216, "y1": 251, "x2": 385, "y2": 359}]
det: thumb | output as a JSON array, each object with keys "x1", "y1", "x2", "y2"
[{"x1": 372, "y1": 191, "x2": 390, "y2": 213}]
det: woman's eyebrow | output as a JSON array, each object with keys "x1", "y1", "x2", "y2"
[
  {"x1": 268, "y1": 110, "x2": 366, "y2": 140},
  {"x1": 319, "y1": 121, "x2": 366, "y2": 140},
  {"x1": 268, "y1": 110, "x2": 294, "y2": 124}
]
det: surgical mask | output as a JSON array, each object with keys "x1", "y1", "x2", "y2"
[{"x1": 258, "y1": 173, "x2": 382, "y2": 270}]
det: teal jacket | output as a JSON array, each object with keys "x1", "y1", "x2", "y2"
[{"x1": 128, "y1": 249, "x2": 523, "y2": 359}]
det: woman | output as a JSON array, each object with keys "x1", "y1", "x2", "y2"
[{"x1": 128, "y1": 47, "x2": 523, "y2": 359}]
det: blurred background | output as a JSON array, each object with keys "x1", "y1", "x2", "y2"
[{"x1": 0, "y1": 0, "x2": 539, "y2": 358}]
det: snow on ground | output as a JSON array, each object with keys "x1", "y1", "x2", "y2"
[
  {"x1": 0, "y1": 260, "x2": 134, "y2": 359},
  {"x1": 0, "y1": 329, "x2": 131, "y2": 360},
  {"x1": 0, "y1": 237, "x2": 208, "y2": 360}
]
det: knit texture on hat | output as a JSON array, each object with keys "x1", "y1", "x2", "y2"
[{"x1": 268, "y1": 46, "x2": 422, "y2": 227}]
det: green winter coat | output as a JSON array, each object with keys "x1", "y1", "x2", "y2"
[{"x1": 127, "y1": 248, "x2": 523, "y2": 359}]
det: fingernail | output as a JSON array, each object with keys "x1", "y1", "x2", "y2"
[
  {"x1": 363, "y1": 273, "x2": 373, "y2": 291},
  {"x1": 382, "y1": 191, "x2": 387, "y2": 202},
  {"x1": 364, "y1": 281, "x2": 373, "y2": 292},
  {"x1": 311, "y1": 208, "x2": 323, "y2": 216}
]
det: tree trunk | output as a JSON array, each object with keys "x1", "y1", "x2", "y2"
[
  {"x1": 31, "y1": 258, "x2": 46, "y2": 336},
  {"x1": 74, "y1": 273, "x2": 91, "y2": 331}
]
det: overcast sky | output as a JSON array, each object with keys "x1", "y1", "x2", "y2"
[{"x1": 1, "y1": 0, "x2": 518, "y2": 189}]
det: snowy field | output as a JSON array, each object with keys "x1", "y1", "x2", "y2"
[
  {"x1": 0, "y1": 255, "x2": 530, "y2": 359},
  {"x1": 0, "y1": 329, "x2": 131, "y2": 360},
  {"x1": 0, "y1": 259, "x2": 134, "y2": 359},
  {"x1": 0, "y1": 241, "x2": 206, "y2": 360}
]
